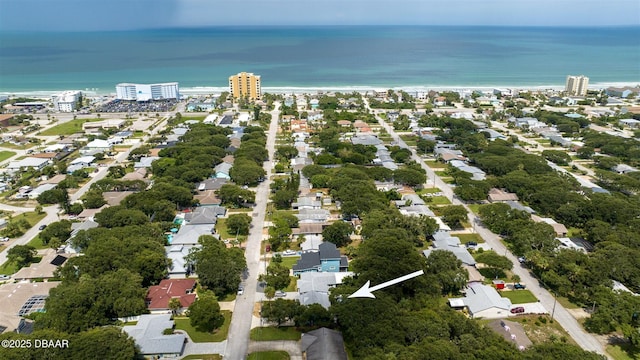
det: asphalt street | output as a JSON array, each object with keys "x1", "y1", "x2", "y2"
[{"x1": 223, "y1": 103, "x2": 280, "y2": 360}]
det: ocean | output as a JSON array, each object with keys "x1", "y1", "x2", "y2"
[{"x1": 0, "y1": 26, "x2": 638, "y2": 95}]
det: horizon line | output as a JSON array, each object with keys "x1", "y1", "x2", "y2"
[{"x1": 1, "y1": 24, "x2": 639, "y2": 34}]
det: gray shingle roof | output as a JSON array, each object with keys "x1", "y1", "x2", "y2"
[
  {"x1": 319, "y1": 242, "x2": 340, "y2": 260},
  {"x1": 122, "y1": 314, "x2": 185, "y2": 355},
  {"x1": 301, "y1": 327, "x2": 348, "y2": 360}
]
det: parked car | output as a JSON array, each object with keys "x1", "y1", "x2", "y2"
[
  {"x1": 265, "y1": 244, "x2": 271, "y2": 252},
  {"x1": 275, "y1": 290, "x2": 286, "y2": 297},
  {"x1": 514, "y1": 283, "x2": 526, "y2": 290},
  {"x1": 518, "y1": 256, "x2": 526, "y2": 264},
  {"x1": 0, "y1": 237, "x2": 9, "y2": 242},
  {"x1": 0, "y1": 275, "x2": 10, "y2": 280},
  {"x1": 510, "y1": 306, "x2": 525, "y2": 314},
  {"x1": 38, "y1": 224, "x2": 47, "y2": 230},
  {"x1": 237, "y1": 286, "x2": 244, "y2": 295},
  {"x1": 465, "y1": 241, "x2": 478, "y2": 248}
]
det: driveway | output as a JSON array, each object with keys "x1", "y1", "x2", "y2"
[{"x1": 247, "y1": 340, "x2": 302, "y2": 360}]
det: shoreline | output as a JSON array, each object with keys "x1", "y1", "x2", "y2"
[{"x1": 1, "y1": 82, "x2": 638, "y2": 98}]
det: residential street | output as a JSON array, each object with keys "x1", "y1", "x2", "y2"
[
  {"x1": 223, "y1": 103, "x2": 280, "y2": 360},
  {"x1": 369, "y1": 101, "x2": 607, "y2": 357}
]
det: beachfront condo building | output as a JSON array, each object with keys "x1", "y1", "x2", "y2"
[
  {"x1": 229, "y1": 72, "x2": 261, "y2": 100},
  {"x1": 565, "y1": 75, "x2": 589, "y2": 96},
  {"x1": 115, "y1": 82, "x2": 180, "y2": 101},
  {"x1": 52, "y1": 90, "x2": 82, "y2": 112}
]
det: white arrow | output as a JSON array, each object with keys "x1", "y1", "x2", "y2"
[{"x1": 348, "y1": 270, "x2": 425, "y2": 299}]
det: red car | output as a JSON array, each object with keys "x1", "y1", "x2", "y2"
[
  {"x1": 510, "y1": 307, "x2": 525, "y2": 314},
  {"x1": 265, "y1": 244, "x2": 271, "y2": 252}
]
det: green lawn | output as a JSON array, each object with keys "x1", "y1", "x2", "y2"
[
  {"x1": 278, "y1": 256, "x2": 300, "y2": 270},
  {"x1": 39, "y1": 118, "x2": 100, "y2": 136},
  {"x1": 0, "y1": 150, "x2": 16, "y2": 162},
  {"x1": 0, "y1": 142, "x2": 37, "y2": 150},
  {"x1": 556, "y1": 296, "x2": 580, "y2": 310},
  {"x1": 181, "y1": 355, "x2": 223, "y2": 360},
  {"x1": 18, "y1": 211, "x2": 47, "y2": 228},
  {"x1": 248, "y1": 351, "x2": 290, "y2": 360},
  {"x1": 424, "y1": 161, "x2": 447, "y2": 169},
  {"x1": 456, "y1": 233, "x2": 484, "y2": 244},
  {"x1": 427, "y1": 196, "x2": 451, "y2": 205},
  {"x1": 284, "y1": 276, "x2": 297, "y2": 292},
  {"x1": 607, "y1": 343, "x2": 640, "y2": 360},
  {"x1": 0, "y1": 261, "x2": 20, "y2": 275},
  {"x1": 250, "y1": 327, "x2": 301, "y2": 341},
  {"x1": 500, "y1": 290, "x2": 538, "y2": 304},
  {"x1": 417, "y1": 187, "x2": 442, "y2": 194},
  {"x1": 174, "y1": 311, "x2": 232, "y2": 342},
  {"x1": 27, "y1": 235, "x2": 49, "y2": 250},
  {"x1": 215, "y1": 218, "x2": 247, "y2": 242},
  {"x1": 467, "y1": 204, "x2": 482, "y2": 214}
]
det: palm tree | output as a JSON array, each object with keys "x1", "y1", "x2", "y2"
[{"x1": 168, "y1": 298, "x2": 182, "y2": 315}]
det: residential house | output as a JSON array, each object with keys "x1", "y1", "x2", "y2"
[
  {"x1": 214, "y1": 162, "x2": 233, "y2": 180},
  {"x1": 69, "y1": 219, "x2": 99, "y2": 239},
  {"x1": 556, "y1": 237, "x2": 588, "y2": 253},
  {"x1": 292, "y1": 223, "x2": 327, "y2": 237},
  {"x1": 193, "y1": 190, "x2": 221, "y2": 206},
  {"x1": 449, "y1": 160, "x2": 486, "y2": 181},
  {"x1": 146, "y1": 279, "x2": 197, "y2": 314},
  {"x1": 102, "y1": 191, "x2": 136, "y2": 206},
  {"x1": 606, "y1": 86, "x2": 637, "y2": 98},
  {"x1": 292, "y1": 196, "x2": 322, "y2": 210},
  {"x1": 134, "y1": 156, "x2": 160, "y2": 169},
  {"x1": 27, "y1": 183, "x2": 56, "y2": 199},
  {"x1": 172, "y1": 127, "x2": 188, "y2": 137},
  {"x1": 166, "y1": 244, "x2": 200, "y2": 278},
  {"x1": 488, "y1": 188, "x2": 519, "y2": 203},
  {"x1": 122, "y1": 168, "x2": 149, "y2": 182},
  {"x1": 423, "y1": 231, "x2": 476, "y2": 266},
  {"x1": 7, "y1": 157, "x2": 49, "y2": 171},
  {"x1": 350, "y1": 134, "x2": 381, "y2": 146},
  {"x1": 613, "y1": 164, "x2": 639, "y2": 174},
  {"x1": 296, "y1": 208, "x2": 330, "y2": 223},
  {"x1": 12, "y1": 249, "x2": 76, "y2": 281},
  {"x1": 297, "y1": 272, "x2": 354, "y2": 309},
  {"x1": 300, "y1": 234, "x2": 324, "y2": 252},
  {"x1": 218, "y1": 115, "x2": 233, "y2": 127},
  {"x1": 41, "y1": 174, "x2": 67, "y2": 185},
  {"x1": 122, "y1": 314, "x2": 185, "y2": 358},
  {"x1": 78, "y1": 204, "x2": 109, "y2": 220},
  {"x1": 170, "y1": 224, "x2": 214, "y2": 246},
  {"x1": 80, "y1": 139, "x2": 112, "y2": 156},
  {"x1": 532, "y1": 216, "x2": 568, "y2": 237},
  {"x1": 435, "y1": 148, "x2": 466, "y2": 163},
  {"x1": 292, "y1": 242, "x2": 348, "y2": 276},
  {"x1": 184, "y1": 206, "x2": 226, "y2": 225},
  {"x1": 198, "y1": 178, "x2": 228, "y2": 191},
  {"x1": 301, "y1": 327, "x2": 348, "y2": 360},
  {"x1": 481, "y1": 129, "x2": 507, "y2": 141},
  {"x1": 619, "y1": 119, "x2": 640, "y2": 129},
  {"x1": 70, "y1": 155, "x2": 96, "y2": 168},
  {"x1": 448, "y1": 283, "x2": 512, "y2": 319},
  {"x1": 0, "y1": 282, "x2": 60, "y2": 335}
]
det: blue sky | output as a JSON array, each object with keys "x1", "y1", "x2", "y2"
[{"x1": 1, "y1": 0, "x2": 638, "y2": 31}]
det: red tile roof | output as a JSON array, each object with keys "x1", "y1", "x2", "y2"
[{"x1": 146, "y1": 279, "x2": 197, "y2": 310}]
